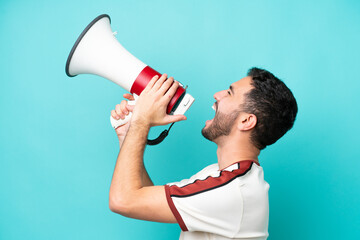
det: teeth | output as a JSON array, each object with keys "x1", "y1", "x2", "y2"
[{"x1": 212, "y1": 105, "x2": 215, "y2": 110}]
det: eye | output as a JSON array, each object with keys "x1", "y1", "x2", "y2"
[{"x1": 227, "y1": 90, "x2": 231, "y2": 95}]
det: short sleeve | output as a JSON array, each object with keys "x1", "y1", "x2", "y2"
[{"x1": 164, "y1": 170, "x2": 246, "y2": 237}]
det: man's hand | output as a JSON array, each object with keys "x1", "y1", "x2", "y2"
[
  {"x1": 131, "y1": 74, "x2": 187, "y2": 127},
  {"x1": 110, "y1": 93, "x2": 135, "y2": 142}
]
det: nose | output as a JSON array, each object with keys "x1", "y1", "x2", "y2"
[{"x1": 213, "y1": 90, "x2": 228, "y2": 101}]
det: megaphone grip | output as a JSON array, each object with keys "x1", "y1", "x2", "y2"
[
  {"x1": 110, "y1": 98, "x2": 136, "y2": 129},
  {"x1": 110, "y1": 112, "x2": 133, "y2": 129}
]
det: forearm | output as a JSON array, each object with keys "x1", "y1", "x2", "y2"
[
  {"x1": 118, "y1": 135, "x2": 153, "y2": 187},
  {"x1": 109, "y1": 120, "x2": 151, "y2": 204},
  {"x1": 141, "y1": 164, "x2": 154, "y2": 186}
]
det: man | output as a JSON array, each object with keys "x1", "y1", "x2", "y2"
[{"x1": 109, "y1": 68, "x2": 298, "y2": 240}]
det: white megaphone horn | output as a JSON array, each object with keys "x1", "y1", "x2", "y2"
[{"x1": 65, "y1": 14, "x2": 194, "y2": 144}]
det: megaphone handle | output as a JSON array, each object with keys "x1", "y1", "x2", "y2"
[
  {"x1": 109, "y1": 94, "x2": 173, "y2": 146},
  {"x1": 110, "y1": 97, "x2": 137, "y2": 129},
  {"x1": 110, "y1": 111, "x2": 133, "y2": 129}
]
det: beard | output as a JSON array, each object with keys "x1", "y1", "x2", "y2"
[{"x1": 201, "y1": 110, "x2": 240, "y2": 142}]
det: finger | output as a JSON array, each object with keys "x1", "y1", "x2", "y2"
[
  {"x1": 126, "y1": 104, "x2": 135, "y2": 112},
  {"x1": 163, "y1": 114, "x2": 187, "y2": 125},
  {"x1": 116, "y1": 101, "x2": 128, "y2": 115},
  {"x1": 162, "y1": 80, "x2": 179, "y2": 104},
  {"x1": 120, "y1": 101, "x2": 129, "y2": 115},
  {"x1": 115, "y1": 103, "x2": 125, "y2": 119},
  {"x1": 115, "y1": 104, "x2": 121, "y2": 115},
  {"x1": 123, "y1": 93, "x2": 135, "y2": 101},
  {"x1": 143, "y1": 75, "x2": 160, "y2": 92},
  {"x1": 111, "y1": 110, "x2": 120, "y2": 120},
  {"x1": 158, "y1": 76, "x2": 174, "y2": 95},
  {"x1": 151, "y1": 73, "x2": 168, "y2": 92}
]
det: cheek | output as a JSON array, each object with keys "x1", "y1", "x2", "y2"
[{"x1": 219, "y1": 101, "x2": 237, "y2": 114}]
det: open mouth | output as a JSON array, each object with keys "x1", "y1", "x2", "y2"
[{"x1": 206, "y1": 102, "x2": 217, "y2": 125}]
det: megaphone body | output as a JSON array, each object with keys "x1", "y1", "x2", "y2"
[{"x1": 65, "y1": 14, "x2": 194, "y2": 129}]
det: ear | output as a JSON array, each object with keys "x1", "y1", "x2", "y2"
[{"x1": 237, "y1": 113, "x2": 257, "y2": 131}]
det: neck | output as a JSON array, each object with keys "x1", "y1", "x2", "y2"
[{"x1": 215, "y1": 135, "x2": 260, "y2": 170}]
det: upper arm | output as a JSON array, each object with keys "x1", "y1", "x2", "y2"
[{"x1": 109, "y1": 185, "x2": 177, "y2": 223}]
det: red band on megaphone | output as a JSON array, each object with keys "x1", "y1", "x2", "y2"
[{"x1": 130, "y1": 66, "x2": 185, "y2": 114}]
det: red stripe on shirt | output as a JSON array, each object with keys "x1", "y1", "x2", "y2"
[
  {"x1": 168, "y1": 160, "x2": 255, "y2": 198},
  {"x1": 165, "y1": 185, "x2": 188, "y2": 231}
]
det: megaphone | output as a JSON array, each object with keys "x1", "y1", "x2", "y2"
[{"x1": 65, "y1": 14, "x2": 194, "y2": 144}]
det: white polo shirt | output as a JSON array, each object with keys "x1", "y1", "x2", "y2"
[{"x1": 165, "y1": 160, "x2": 269, "y2": 240}]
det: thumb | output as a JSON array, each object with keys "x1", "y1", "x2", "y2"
[
  {"x1": 164, "y1": 114, "x2": 187, "y2": 124},
  {"x1": 123, "y1": 93, "x2": 135, "y2": 101}
]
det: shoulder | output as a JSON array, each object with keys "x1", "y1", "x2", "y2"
[
  {"x1": 166, "y1": 163, "x2": 219, "y2": 188},
  {"x1": 167, "y1": 161, "x2": 256, "y2": 198}
]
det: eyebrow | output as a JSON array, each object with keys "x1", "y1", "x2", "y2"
[{"x1": 229, "y1": 85, "x2": 235, "y2": 95}]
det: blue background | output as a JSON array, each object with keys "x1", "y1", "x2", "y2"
[{"x1": 1, "y1": 0, "x2": 359, "y2": 239}]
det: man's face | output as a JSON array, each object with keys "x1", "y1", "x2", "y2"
[{"x1": 201, "y1": 76, "x2": 254, "y2": 142}]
